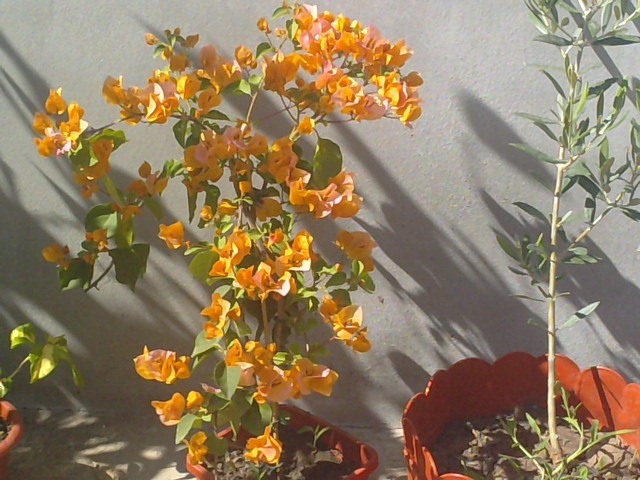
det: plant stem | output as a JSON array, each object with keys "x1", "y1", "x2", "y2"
[
  {"x1": 261, "y1": 299, "x2": 271, "y2": 345},
  {"x1": 547, "y1": 156, "x2": 566, "y2": 461},
  {"x1": 5, "y1": 356, "x2": 30, "y2": 382}
]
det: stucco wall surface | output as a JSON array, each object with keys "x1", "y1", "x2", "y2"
[{"x1": 1, "y1": 0, "x2": 640, "y2": 438}]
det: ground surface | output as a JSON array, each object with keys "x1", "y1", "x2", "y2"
[{"x1": 7, "y1": 407, "x2": 408, "y2": 480}]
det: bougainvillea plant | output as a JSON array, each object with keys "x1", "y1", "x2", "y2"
[{"x1": 33, "y1": 3, "x2": 421, "y2": 475}]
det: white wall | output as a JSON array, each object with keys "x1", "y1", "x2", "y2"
[{"x1": 1, "y1": 0, "x2": 640, "y2": 434}]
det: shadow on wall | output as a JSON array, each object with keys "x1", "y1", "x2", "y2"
[
  {"x1": 0, "y1": 27, "x2": 211, "y2": 480},
  {"x1": 460, "y1": 92, "x2": 640, "y2": 380}
]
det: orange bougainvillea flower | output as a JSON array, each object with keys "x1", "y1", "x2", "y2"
[
  {"x1": 185, "y1": 432, "x2": 209, "y2": 465},
  {"x1": 256, "y1": 365, "x2": 293, "y2": 403},
  {"x1": 186, "y1": 390, "x2": 204, "y2": 411},
  {"x1": 245, "y1": 426, "x2": 282, "y2": 465},
  {"x1": 329, "y1": 305, "x2": 371, "y2": 353},
  {"x1": 335, "y1": 230, "x2": 377, "y2": 271},
  {"x1": 85, "y1": 229, "x2": 109, "y2": 252},
  {"x1": 134, "y1": 347, "x2": 191, "y2": 384},
  {"x1": 45, "y1": 88, "x2": 66, "y2": 115},
  {"x1": 151, "y1": 392, "x2": 185, "y2": 426},
  {"x1": 41, "y1": 243, "x2": 70, "y2": 269},
  {"x1": 158, "y1": 221, "x2": 187, "y2": 250},
  {"x1": 266, "y1": 137, "x2": 299, "y2": 184},
  {"x1": 201, "y1": 292, "x2": 241, "y2": 339},
  {"x1": 275, "y1": 230, "x2": 314, "y2": 275},
  {"x1": 252, "y1": 262, "x2": 292, "y2": 301},
  {"x1": 289, "y1": 358, "x2": 339, "y2": 398},
  {"x1": 225, "y1": 339, "x2": 257, "y2": 387}
]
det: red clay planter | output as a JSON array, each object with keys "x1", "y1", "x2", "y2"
[
  {"x1": 402, "y1": 352, "x2": 640, "y2": 480},
  {"x1": 186, "y1": 403, "x2": 379, "y2": 479},
  {"x1": 0, "y1": 401, "x2": 23, "y2": 480}
]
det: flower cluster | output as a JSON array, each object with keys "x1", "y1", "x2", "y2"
[{"x1": 34, "y1": 3, "x2": 421, "y2": 474}]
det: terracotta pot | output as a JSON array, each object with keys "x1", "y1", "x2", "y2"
[
  {"x1": 0, "y1": 401, "x2": 24, "y2": 480},
  {"x1": 402, "y1": 352, "x2": 640, "y2": 480},
  {"x1": 186, "y1": 403, "x2": 378, "y2": 479}
]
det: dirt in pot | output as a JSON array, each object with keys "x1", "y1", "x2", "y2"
[
  {"x1": 430, "y1": 404, "x2": 640, "y2": 479},
  {"x1": 209, "y1": 423, "x2": 356, "y2": 480},
  {"x1": 0, "y1": 418, "x2": 9, "y2": 442}
]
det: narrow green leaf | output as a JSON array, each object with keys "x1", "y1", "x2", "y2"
[
  {"x1": 192, "y1": 330, "x2": 220, "y2": 357},
  {"x1": 561, "y1": 301, "x2": 600, "y2": 329},
  {"x1": 496, "y1": 233, "x2": 520, "y2": 261},
  {"x1": 513, "y1": 202, "x2": 549, "y2": 223},
  {"x1": 534, "y1": 34, "x2": 572, "y2": 46},
  {"x1": 510, "y1": 143, "x2": 563, "y2": 164},
  {"x1": 272, "y1": 5, "x2": 290, "y2": 19},
  {"x1": 540, "y1": 70, "x2": 566, "y2": 98},
  {"x1": 256, "y1": 42, "x2": 273, "y2": 59},
  {"x1": 592, "y1": 34, "x2": 640, "y2": 45}
]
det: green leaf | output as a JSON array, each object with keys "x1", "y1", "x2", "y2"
[
  {"x1": 60, "y1": 258, "x2": 94, "y2": 291},
  {"x1": 189, "y1": 249, "x2": 217, "y2": 282},
  {"x1": 10, "y1": 323, "x2": 36, "y2": 349},
  {"x1": 513, "y1": 202, "x2": 549, "y2": 223},
  {"x1": 108, "y1": 244, "x2": 150, "y2": 290},
  {"x1": 534, "y1": 34, "x2": 572, "y2": 46},
  {"x1": 204, "y1": 110, "x2": 230, "y2": 122},
  {"x1": 588, "y1": 78, "x2": 618, "y2": 98},
  {"x1": 540, "y1": 70, "x2": 566, "y2": 99},
  {"x1": 93, "y1": 129, "x2": 127, "y2": 150},
  {"x1": 510, "y1": 143, "x2": 563, "y2": 164},
  {"x1": 312, "y1": 138, "x2": 343, "y2": 188},
  {"x1": 622, "y1": 208, "x2": 640, "y2": 221},
  {"x1": 192, "y1": 330, "x2": 220, "y2": 357},
  {"x1": 0, "y1": 379, "x2": 12, "y2": 398},
  {"x1": 163, "y1": 159, "x2": 184, "y2": 177},
  {"x1": 241, "y1": 401, "x2": 270, "y2": 436},
  {"x1": 592, "y1": 34, "x2": 640, "y2": 45},
  {"x1": 496, "y1": 233, "x2": 520, "y2": 261},
  {"x1": 325, "y1": 272, "x2": 347, "y2": 287},
  {"x1": 232, "y1": 79, "x2": 252, "y2": 96},
  {"x1": 175, "y1": 413, "x2": 199, "y2": 444},
  {"x1": 85, "y1": 204, "x2": 118, "y2": 236},
  {"x1": 272, "y1": 5, "x2": 290, "y2": 19},
  {"x1": 29, "y1": 344, "x2": 56, "y2": 383},
  {"x1": 205, "y1": 435, "x2": 229, "y2": 457},
  {"x1": 561, "y1": 301, "x2": 600, "y2": 329},
  {"x1": 172, "y1": 118, "x2": 188, "y2": 148},
  {"x1": 219, "y1": 365, "x2": 241, "y2": 400},
  {"x1": 256, "y1": 41, "x2": 273, "y2": 59}
]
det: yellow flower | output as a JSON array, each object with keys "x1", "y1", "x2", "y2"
[
  {"x1": 45, "y1": 88, "x2": 66, "y2": 115},
  {"x1": 151, "y1": 392, "x2": 185, "y2": 426},
  {"x1": 185, "y1": 432, "x2": 209, "y2": 465},
  {"x1": 245, "y1": 426, "x2": 283, "y2": 465},
  {"x1": 289, "y1": 358, "x2": 339, "y2": 398},
  {"x1": 158, "y1": 222, "x2": 186, "y2": 250},
  {"x1": 134, "y1": 347, "x2": 191, "y2": 384},
  {"x1": 32, "y1": 113, "x2": 53, "y2": 135},
  {"x1": 275, "y1": 230, "x2": 314, "y2": 275},
  {"x1": 252, "y1": 262, "x2": 292, "y2": 301},
  {"x1": 335, "y1": 230, "x2": 377, "y2": 272}
]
